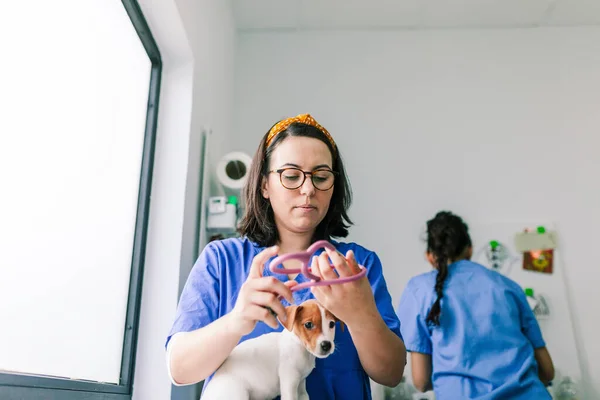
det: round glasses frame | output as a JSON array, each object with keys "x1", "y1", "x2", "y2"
[{"x1": 269, "y1": 167, "x2": 337, "y2": 191}]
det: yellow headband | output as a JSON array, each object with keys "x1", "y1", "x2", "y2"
[{"x1": 265, "y1": 113, "x2": 336, "y2": 151}]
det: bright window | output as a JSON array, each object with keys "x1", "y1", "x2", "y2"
[{"x1": 0, "y1": 0, "x2": 160, "y2": 393}]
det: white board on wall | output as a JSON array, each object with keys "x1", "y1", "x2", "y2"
[{"x1": 470, "y1": 221, "x2": 582, "y2": 385}]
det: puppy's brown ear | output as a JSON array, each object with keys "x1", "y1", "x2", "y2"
[{"x1": 281, "y1": 305, "x2": 302, "y2": 331}]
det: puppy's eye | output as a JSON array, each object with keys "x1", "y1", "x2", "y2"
[
  {"x1": 329, "y1": 321, "x2": 335, "y2": 329},
  {"x1": 304, "y1": 321, "x2": 314, "y2": 329}
]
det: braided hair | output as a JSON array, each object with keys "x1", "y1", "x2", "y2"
[{"x1": 425, "y1": 211, "x2": 472, "y2": 327}]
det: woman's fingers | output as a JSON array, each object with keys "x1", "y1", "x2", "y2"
[
  {"x1": 309, "y1": 255, "x2": 326, "y2": 297},
  {"x1": 317, "y1": 252, "x2": 338, "y2": 280},
  {"x1": 345, "y1": 250, "x2": 362, "y2": 275},
  {"x1": 249, "y1": 290, "x2": 287, "y2": 322},
  {"x1": 310, "y1": 255, "x2": 325, "y2": 281},
  {"x1": 249, "y1": 276, "x2": 294, "y2": 304},
  {"x1": 325, "y1": 247, "x2": 353, "y2": 277},
  {"x1": 284, "y1": 280, "x2": 298, "y2": 289},
  {"x1": 248, "y1": 304, "x2": 279, "y2": 329},
  {"x1": 248, "y1": 246, "x2": 279, "y2": 279}
]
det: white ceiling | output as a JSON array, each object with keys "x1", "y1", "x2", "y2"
[{"x1": 233, "y1": 0, "x2": 600, "y2": 30}]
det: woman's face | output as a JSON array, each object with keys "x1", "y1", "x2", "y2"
[{"x1": 262, "y1": 136, "x2": 334, "y2": 238}]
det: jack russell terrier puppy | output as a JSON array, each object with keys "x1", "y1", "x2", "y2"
[{"x1": 201, "y1": 299, "x2": 340, "y2": 400}]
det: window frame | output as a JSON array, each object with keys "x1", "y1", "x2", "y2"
[{"x1": 0, "y1": 0, "x2": 162, "y2": 398}]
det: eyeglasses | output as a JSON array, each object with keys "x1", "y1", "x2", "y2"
[{"x1": 269, "y1": 167, "x2": 337, "y2": 191}]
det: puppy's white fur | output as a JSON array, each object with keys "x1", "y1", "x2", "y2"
[{"x1": 201, "y1": 300, "x2": 338, "y2": 400}]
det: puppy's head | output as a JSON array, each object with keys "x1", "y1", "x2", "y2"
[{"x1": 281, "y1": 299, "x2": 338, "y2": 358}]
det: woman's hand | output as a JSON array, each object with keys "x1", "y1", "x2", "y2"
[
  {"x1": 229, "y1": 246, "x2": 296, "y2": 335},
  {"x1": 310, "y1": 248, "x2": 377, "y2": 327}
]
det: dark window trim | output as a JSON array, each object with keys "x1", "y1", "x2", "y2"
[{"x1": 0, "y1": 1, "x2": 162, "y2": 399}]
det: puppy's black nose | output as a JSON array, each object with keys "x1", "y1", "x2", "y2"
[{"x1": 320, "y1": 341, "x2": 332, "y2": 353}]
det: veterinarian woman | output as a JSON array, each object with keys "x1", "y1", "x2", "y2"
[
  {"x1": 397, "y1": 211, "x2": 555, "y2": 400},
  {"x1": 166, "y1": 114, "x2": 406, "y2": 399}
]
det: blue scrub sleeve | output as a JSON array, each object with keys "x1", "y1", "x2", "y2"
[
  {"x1": 515, "y1": 287, "x2": 546, "y2": 349},
  {"x1": 365, "y1": 251, "x2": 403, "y2": 341},
  {"x1": 396, "y1": 285, "x2": 432, "y2": 355},
  {"x1": 165, "y1": 242, "x2": 221, "y2": 349}
]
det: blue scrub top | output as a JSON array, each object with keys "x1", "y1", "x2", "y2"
[
  {"x1": 167, "y1": 237, "x2": 402, "y2": 400},
  {"x1": 397, "y1": 260, "x2": 550, "y2": 400}
]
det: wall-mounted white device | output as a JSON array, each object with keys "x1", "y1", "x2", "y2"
[{"x1": 207, "y1": 196, "x2": 238, "y2": 232}]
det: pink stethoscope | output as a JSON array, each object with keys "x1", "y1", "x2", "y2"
[{"x1": 268, "y1": 240, "x2": 367, "y2": 292}]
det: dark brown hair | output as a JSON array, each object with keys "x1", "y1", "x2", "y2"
[
  {"x1": 237, "y1": 121, "x2": 353, "y2": 247},
  {"x1": 425, "y1": 211, "x2": 472, "y2": 326}
]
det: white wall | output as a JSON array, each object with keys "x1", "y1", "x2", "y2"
[
  {"x1": 233, "y1": 27, "x2": 600, "y2": 398},
  {"x1": 134, "y1": 0, "x2": 235, "y2": 399}
]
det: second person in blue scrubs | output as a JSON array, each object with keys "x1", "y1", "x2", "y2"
[
  {"x1": 397, "y1": 211, "x2": 555, "y2": 400},
  {"x1": 166, "y1": 114, "x2": 406, "y2": 399}
]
